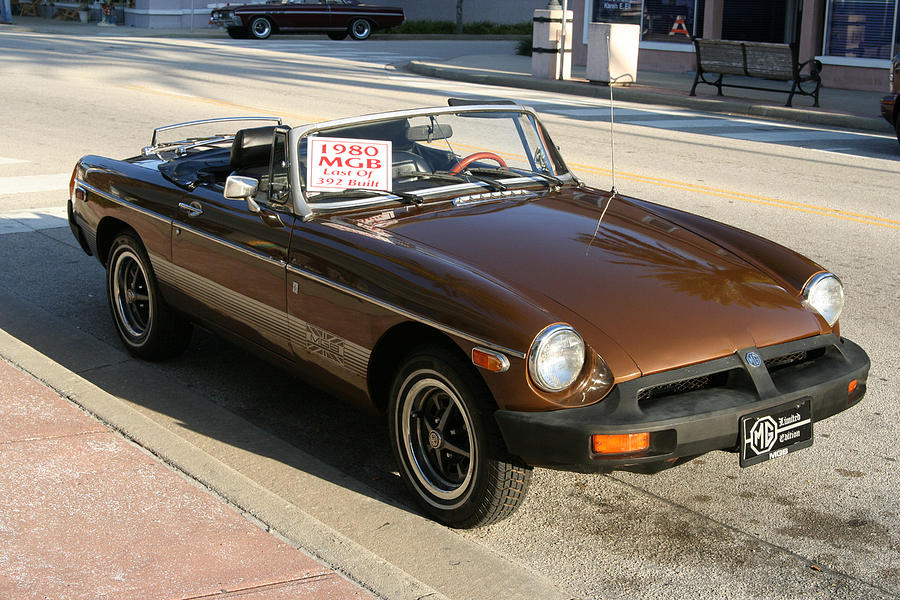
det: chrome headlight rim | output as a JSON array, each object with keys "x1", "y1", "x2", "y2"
[
  {"x1": 528, "y1": 324, "x2": 586, "y2": 393},
  {"x1": 803, "y1": 272, "x2": 844, "y2": 327}
]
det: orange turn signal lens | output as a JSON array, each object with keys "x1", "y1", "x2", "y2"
[
  {"x1": 471, "y1": 347, "x2": 510, "y2": 373},
  {"x1": 592, "y1": 433, "x2": 650, "y2": 455},
  {"x1": 848, "y1": 379, "x2": 858, "y2": 395}
]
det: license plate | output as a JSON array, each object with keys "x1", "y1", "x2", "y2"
[{"x1": 740, "y1": 399, "x2": 812, "y2": 467}]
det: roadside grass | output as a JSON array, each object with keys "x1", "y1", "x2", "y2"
[{"x1": 388, "y1": 20, "x2": 532, "y2": 35}]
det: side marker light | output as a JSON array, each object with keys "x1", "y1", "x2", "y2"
[
  {"x1": 472, "y1": 347, "x2": 510, "y2": 373},
  {"x1": 592, "y1": 432, "x2": 650, "y2": 454}
]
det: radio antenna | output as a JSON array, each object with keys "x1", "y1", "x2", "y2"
[{"x1": 587, "y1": 34, "x2": 632, "y2": 254}]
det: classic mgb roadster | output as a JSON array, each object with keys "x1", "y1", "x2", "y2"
[{"x1": 68, "y1": 102, "x2": 870, "y2": 528}]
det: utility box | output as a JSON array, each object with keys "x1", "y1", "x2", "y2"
[
  {"x1": 587, "y1": 23, "x2": 640, "y2": 84},
  {"x1": 531, "y1": 8, "x2": 573, "y2": 80}
]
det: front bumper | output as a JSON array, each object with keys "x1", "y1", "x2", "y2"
[
  {"x1": 209, "y1": 12, "x2": 241, "y2": 27},
  {"x1": 495, "y1": 334, "x2": 869, "y2": 473}
]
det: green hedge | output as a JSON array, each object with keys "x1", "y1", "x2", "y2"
[{"x1": 388, "y1": 20, "x2": 532, "y2": 35}]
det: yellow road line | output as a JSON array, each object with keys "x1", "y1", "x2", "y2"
[{"x1": 571, "y1": 162, "x2": 900, "y2": 230}]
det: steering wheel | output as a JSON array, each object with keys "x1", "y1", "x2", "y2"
[{"x1": 449, "y1": 152, "x2": 508, "y2": 174}]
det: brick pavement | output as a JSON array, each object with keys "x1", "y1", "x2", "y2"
[{"x1": 0, "y1": 357, "x2": 374, "y2": 600}]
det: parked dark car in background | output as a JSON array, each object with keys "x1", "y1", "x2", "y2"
[
  {"x1": 881, "y1": 53, "x2": 899, "y2": 146},
  {"x1": 210, "y1": 0, "x2": 404, "y2": 40}
]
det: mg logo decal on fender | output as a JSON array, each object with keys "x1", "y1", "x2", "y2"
[
  {"x1": 748, "y1": 416, "x2": 778, "y2": 454},
  {"x1": 746, "y1": 351, "x2": 763, "y2": 368}
]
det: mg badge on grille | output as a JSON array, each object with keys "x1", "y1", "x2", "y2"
[{"x1": 746, "y1": 351, "x2": 762, "y2": 368}]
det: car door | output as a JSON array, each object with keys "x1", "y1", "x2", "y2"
[
  {"x1": 281, "y1": 0, "x2": 330, "y2": 30},
  {"x1": 170, "y1": 139, "x2": 295, "y2": 357}
]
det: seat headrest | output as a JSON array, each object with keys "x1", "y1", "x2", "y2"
[{"x1": 230, "y1": 126, "x2": 277, "y2": 170}]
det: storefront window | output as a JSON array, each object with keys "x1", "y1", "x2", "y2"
[
  {"x1": 895, "y1": 3, "x2": 899, "y2": 56},
  {"x1": 824, "y1": 0, "x2": 898, "y2": 59},
  {"x1": 642, "y1": 0, "x2": 702, "y2": 43},
  {"x1": 592, "y1": 0, "x2": 643, "y2": 26}
]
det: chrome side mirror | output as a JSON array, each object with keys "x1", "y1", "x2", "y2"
[{"x1": 224, "y1": 175, "x2": 262, "y2": 214}]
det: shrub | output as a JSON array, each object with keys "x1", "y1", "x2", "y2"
[
  {"x1": 388, "y1": 20, "x2": 532, "y2": 36},
  {"x1": 515, "y1": 38, "x2": 532, "y2": 56}
]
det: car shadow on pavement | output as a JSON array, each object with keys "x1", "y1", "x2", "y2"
[{"x1": 0, "y1": 247, "x2": 419, "y2": 522}]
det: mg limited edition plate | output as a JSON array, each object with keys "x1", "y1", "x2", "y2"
[{"x1": 740, "y1": 398, "x2": 812, "y2": 467}]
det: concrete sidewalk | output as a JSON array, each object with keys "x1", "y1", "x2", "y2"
[
  {"x1": 405, "y1": 54, "x2": 893, "y2": 134},
  {"x1": 0, "y1": 356, "x2": 375, "y2": 600}
]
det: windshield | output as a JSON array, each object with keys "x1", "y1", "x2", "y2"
[{"x1": 298, "y1": 110, "x2": 568, "y2": 206}]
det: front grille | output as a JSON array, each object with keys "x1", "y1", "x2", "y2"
[
  {"x1": 638, "y1": 376, "x2": 707, "y2": 402},
  {"x1": 765, "y1": 348, "x2": 825, "y2": 373},
  {"x1": 638, "y1": 371, "x2": 732, "y2": 404}
]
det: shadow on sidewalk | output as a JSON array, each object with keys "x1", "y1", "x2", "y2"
[{"x1": 0, "y1": 238, "x2": 417, "y2": 521}]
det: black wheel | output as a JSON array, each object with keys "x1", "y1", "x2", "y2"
[
  {"x1": 388, "y1": 346, "x2": 532, "y2": 528},
  {"x1": 249, "y1": 16, "x2": 273, "y2": 39},
  {"x1": 327, "y1": 30, "x2": 348, "y2": 40},
  {"x1": 106, "y1": 232, "x2": 191, "y2": 360},
  {"x1": 227, "y1": 26, "x2": 248, "y2": 39},
  {"x1": 348, "y1": 18, "x2": 372, "y2": 40}
]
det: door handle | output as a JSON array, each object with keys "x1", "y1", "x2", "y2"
[{"x1": 178, "y1": 202, "x2": 203, "y2": 217}]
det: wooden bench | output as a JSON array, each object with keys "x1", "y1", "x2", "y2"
[
  {"x1": 55, "y1": 6, "x2": 80, "y2": 20},
  {"x1": 690, "y1": 38, "x2": 823, "y2": 107},
  {"x1": 17, "y1": 0, "x2": 41, "y2": 16}
]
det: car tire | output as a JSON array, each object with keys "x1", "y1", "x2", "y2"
[
  {"x1": 227, "y1": 26, "x2": 248, "y2": 39},
  {"x1": 249, "y1": 16, "x2": 273, "y2": 39},
  {"x1": 388, "y1": 345, "x2": 532, "y2": 528},
  {"x1": 348, "y1": 18, "x2": 372, "y2": 40},
  {"x1": 327, "y1": 30, "x2": 348, "y2": 40},
  {"x1": 106, "y1": 232, "x2": 191, "y2": 361}
]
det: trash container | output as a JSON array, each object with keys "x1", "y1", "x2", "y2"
[{"x1": 587, "y1": 22, "x2": 640, "y2": 84}]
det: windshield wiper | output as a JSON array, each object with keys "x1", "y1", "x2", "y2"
[
  {"x1": 464, "y1": 166, "x2": 565, "y2": 189},
  {"x1": 453, "y1": 169, "x2": 508, "y2": 191},
  {"x1": 402, "y1": 172, "x2": 469, "y2": 184},
  {"x1": 312, "y1": 188, "x2": 423, "y2": 205},
  {"x1": 398, "y1": 171, "x2": 509, "y2": 193}
]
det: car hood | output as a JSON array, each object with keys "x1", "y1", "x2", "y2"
[{"x1": 353, "y1": 188, "x2": 824, "y2": 376}]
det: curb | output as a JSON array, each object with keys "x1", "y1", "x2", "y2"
[
  {"x1": 0, "y1": 324, "x2": 446, "y2": 600},
  {"x1": 0, "y1": 288, "x2": 571, "y2": 600},
  {"x1": 405, "y1": 60, "x2": 893, "y2": 134},
  {"x1": 3, "y1": 23, "x2": 222, "y2": 37}
]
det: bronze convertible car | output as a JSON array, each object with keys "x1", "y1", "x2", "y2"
[
  {"x1": 210, "y1": 0, "x2": 404, "y2": 40},
  {"x1": 68, "y1": 103, "x2": 870, "y2": 527}
]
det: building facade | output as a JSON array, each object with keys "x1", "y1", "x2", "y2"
[{"x1": 570, "y1": 0, "x2": 899, "y2": 91}]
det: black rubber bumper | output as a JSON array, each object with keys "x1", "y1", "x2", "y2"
[{"x1": 494, "y1": 335, "x2": 869, "y2": 473}]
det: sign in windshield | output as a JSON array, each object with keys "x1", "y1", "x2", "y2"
[{"x1": 307, "y1": 137, "x2": 393, "y2": 192}]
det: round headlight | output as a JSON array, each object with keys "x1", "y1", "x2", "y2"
[
  {"x1": 528, "y1": 325, "x2": 585, "y2": 392},
  {"x1": 804, "y1": 273, "x2": 844, "y2": 327}
]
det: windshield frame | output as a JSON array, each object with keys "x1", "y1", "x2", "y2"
[{"x1": 286, "y1": 105, "x2": 574, "y2": 221}]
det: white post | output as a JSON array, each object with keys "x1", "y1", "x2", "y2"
[{"x1": 558, "y1": 0, "x2": 568, "y2": 80}]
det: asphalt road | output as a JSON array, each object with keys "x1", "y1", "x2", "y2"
[{"x1": 2, "y1": 33, "x2": 898, "y2": 599}]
